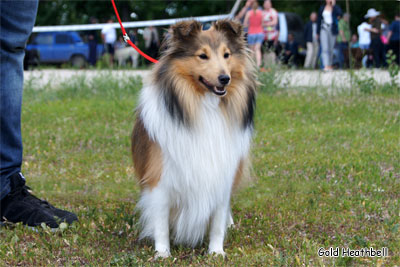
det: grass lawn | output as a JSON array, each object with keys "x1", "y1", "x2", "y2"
[{"x1": 0, "y1": 72, "x2": 399, "y2": 266}]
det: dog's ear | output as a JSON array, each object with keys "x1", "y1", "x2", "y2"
[
  {"x1": 214, "y1": 20, "x2": 243, "y2": 40},
  {"x1": 172, "y1": 20, "x2": 202, "y2": 41}
]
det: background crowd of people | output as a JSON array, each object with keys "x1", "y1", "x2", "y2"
[
  {"x1": 82, "y1": 0, "x2": 399, "y2": 71},
  {"x1": 235, "y1": 0, "x2": 400, "y2": 71}
]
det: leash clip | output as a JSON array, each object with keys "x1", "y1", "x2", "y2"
[{"x1": 123, "y1": 33, "x2": 130, "y2": 43}]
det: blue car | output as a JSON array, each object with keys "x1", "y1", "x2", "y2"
[{"x1": 26, "y1": 31, "x2": 103, "y2": 68}]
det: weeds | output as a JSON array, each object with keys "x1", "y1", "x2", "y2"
[
  {"x1": 386, "y1": 50, "x2": 400, "y2": 91},
  {"x1": 348, "y1": 55, "x2": 399, "y2": 94},
  {"x1": 24, "y1": 72, "x2": 142, "y2": 103}
]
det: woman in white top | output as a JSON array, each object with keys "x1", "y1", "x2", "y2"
[
  {"x1": 357, "y1": 21, "x2": 372, "y2": 50},
  {"x1": 317, "y1": 0, "x2": 342, "y2": 71}
]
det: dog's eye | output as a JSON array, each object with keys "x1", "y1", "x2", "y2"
[
  {"x1": 199, "y1": 54, "x2": 208, "y2": 60},
  {"x1": 224, "y1": 53, "x2": 230, "y2": 59}
]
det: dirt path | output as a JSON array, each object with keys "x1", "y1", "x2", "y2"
[{"x1": 24, "y1": 69, "x2": 395, "y2": 89}]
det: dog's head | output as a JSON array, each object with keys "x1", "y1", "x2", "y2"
[{"x1": 162, "y1": 20, "x2": 247, "y2": 97}]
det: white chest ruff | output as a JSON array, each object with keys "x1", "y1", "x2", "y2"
[{"x1": 138, "y1": 84, "x2": 251, "y2": 245}]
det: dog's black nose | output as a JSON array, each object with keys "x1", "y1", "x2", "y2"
[{"x1": 218, "y1": 75, "x2": 230, "y2": 85}]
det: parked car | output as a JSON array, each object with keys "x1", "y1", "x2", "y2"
[{"x1": 25, "y1": 31, "x2": 103, "y2": 68}]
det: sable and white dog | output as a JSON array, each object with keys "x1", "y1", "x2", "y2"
[{"x1": 131, "y1": 20, "x2": 257, "y2": 258}]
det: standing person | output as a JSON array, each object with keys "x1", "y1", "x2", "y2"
[
  {"x1": 317, "y1": 0, "x2": 343, "y2": 71},
  {"x1": 244, "y1": 1, "x2": 265, "y2": 68},
  {"x1": 337, "y1": 13, "x2": 351, "y2": 69},
  {"x1": 235, "y1": 0, "x2": 257, "y2": 26},
  {"x1": 358, "y1": 20, "x2": 372, "y2": 67},
  {"x1": 387, "y1": 13, "x2": 400, "y2": 65},
  {"x1": 87, "y1": 17, "x2": 98, "y2": 66},
  {"x1": 380, "y1": 16, "x2": 390, "y2": 57},
  {"x1": 128, "y1": 29, "x2": 137, "y2": 47},
  {"x1": 364, "y1": 8, "x2": 385, "y2": 68},
  {"x1": 1, "y1": 0, "x2": 77, "y2": 228},
  {"x1": 262, "y1": 0, "x2": 279, "y2": 50},
  {"x1": 358, "y1": 20, "x2": 371, "y2": 50},
  {"x1": 128, "y1": 30, "x2": 139, "y2": 68},
  {"x1": 304, "y1": 12, "x2": 319, "y2": 69},
  {"x1": 101, "y1": 19, "x2": 117, "y2": 67},
  {"x1": 143, "y1": 26, "x2": 159, "y2": 65}
]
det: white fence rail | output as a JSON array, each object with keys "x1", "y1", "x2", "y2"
[{"x1": 32, "y1": 0, "x2": 242, "y2": 32}]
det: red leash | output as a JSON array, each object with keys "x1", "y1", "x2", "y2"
[{"x1": 111, "y1": 0, "x2": 159, "y2": 64}]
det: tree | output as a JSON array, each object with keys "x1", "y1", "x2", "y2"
[{"x1": 35, "y1": 0, "x2": 398, "y2": 34}]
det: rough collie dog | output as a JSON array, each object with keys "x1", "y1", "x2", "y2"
[{"x1": 131, "y1": 19, "x2": 256, "y2": 258}]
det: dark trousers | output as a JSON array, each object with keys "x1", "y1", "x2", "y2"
[
  {"x1": 338, "y1": 42, "x2": 349, "y2": 69},
  {"x1": 145, "y1": 43, "x2": 158, "y2": 65},
  {"x1": 283, "y1": 53, "x2": 298, "y2": 66},
  {"x1": 370, "y1": 38, "x2": 386, "y2": 68},
  {"x1": 0, "y1": 0, "x2": 39, "y2": 200},
  {"x1": 88, "y1": 40, "x2": 97, "y2": 66},
  {"x1": 389, "y1": 40, "x2": 400, "y2": 65}
]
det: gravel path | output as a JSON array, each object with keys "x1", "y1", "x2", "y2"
[{"x1": 24, "y1": 69, "x2": 395, "y2": 89}]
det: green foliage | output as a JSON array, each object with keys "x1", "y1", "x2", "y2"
[
  {"x1": 386, "y1": 50, "x2": 400, "y2": 91},
  {"x1": 258, "y1": 67, "x2": 281, "y2": 94},
  {"x1": 0, "y1": 74, "x2": 399, "y2": 265},
  {"x1": 34, "y1": 0, "x2": 397, "y2": 36},
  {"x1": 351, "y1": 70, "x2": 379, "y2": 94},
  {"x1": 24, "y1": 72, "x2": 141, "y2": 103},
  {"x1": 348, "y1": 67, "x2": 399, "y2": 94},
  {"x1": 35, "y1": 0, "x2": 233, "y2": 26}
]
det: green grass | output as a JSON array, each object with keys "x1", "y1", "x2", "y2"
[{"x1": 1, "y1": 72, "x2": 399, "y2": 266}]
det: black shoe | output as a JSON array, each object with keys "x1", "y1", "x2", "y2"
[{"x1": 0, "y1": 172, "x2": 78, "y2": 228}]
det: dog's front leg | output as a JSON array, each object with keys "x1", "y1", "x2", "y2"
[
  {"x1": 208, "y1": 202, "x2": 229, "y2": 256},
  {"x1": 154, "y1": 193, "x2": 171, "y2": 258},
  {"x1": 154, "y1": 211, "x2": 170, "y2": 258},
  {"x1": 154, "y1": 218, "x2": 170, "y2": 258},
  {"x1": 144, "y1": 187, "x2": 171, "y2": 258}
]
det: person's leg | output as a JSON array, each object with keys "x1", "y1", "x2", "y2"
[
  {"x1": 251, "y1": 44, "x2": 258, "y2": 67},
  {"x1": 0, "y1": 0, "x2": 39, "y2": 200},
  {"x1": 132, "y1": 52, "x2": 139, "y2": 68},
  {"x1": 248, "y1": 36, "x2": 257, "y2": 64},
  {"x1": 360, "y1": 45, "x2": 369, "y2": 68},
  {"x1": 0, "y1": 0, "x2": 77, "y2": 227},
  {"x1": 343, "y1": 42, "x2": 349, "y2": 68},
  {"x1": 304, "y1": 42, "x2": 312, "y2": 68},
  {"x1": 338, "y1": 42, "x2": 345, "y2": 69},
  {"x1": 88, "y1": 40, "x2": 97, "y2": 66},
  {"x1": 379, "y1": 40, "x2": 386, "y2": 67},
  {"x1": 320, "y1": 28, "x2": 330, "y2": 70},
  {"x1": 254, "y1": 43, "x2": 262, "y2": 67},
  {"x1": 311, "y1": 41, "x2": 319, "y2": 68},
  {"x1": 109, "y1": 44, "x2": 114, "y2": 67},
  {"x1": 371, "y1": 39, "x2": 381, "y2": 68},
  {"x1": 317, "y1": 44, "x2": 324, "y2": 69},
  {"x1": 391, "y1": 41, "x2": 400, "y2": 65},
  {"x1": 327, "y1": 32, "x2": 336, "y2": 69}
]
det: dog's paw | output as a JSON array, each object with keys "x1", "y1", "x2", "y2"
[
  {"x1": 227, "y1": 215, "x2": 234, "y2": 228},
  {"x1": 208, "y1": 250, "x2": 226, "y2": 258},
  {"x1": 154, "y1": 250, "x2": 171, "y2": 259}
]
